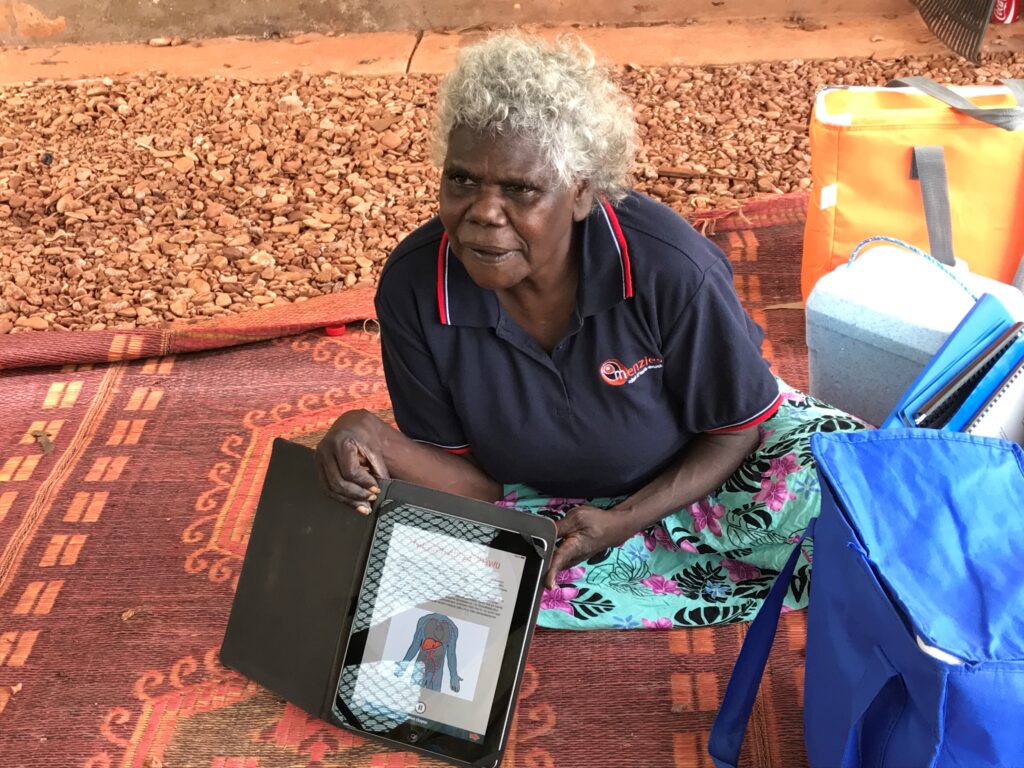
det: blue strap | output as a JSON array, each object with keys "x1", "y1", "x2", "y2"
[
  {"x1": 840, "y1": 647, "x2": 902, "y2": 768},
  {"x1": 707, "y1": 517, "x2": 816, "y2": 768}
]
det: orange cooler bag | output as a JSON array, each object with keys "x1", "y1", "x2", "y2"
[{"x1": 802, "y1": 77, "x2": 1024, "y2": 299}]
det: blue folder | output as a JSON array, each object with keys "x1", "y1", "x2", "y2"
[
  {"x1": 944, "y1": 333, "x2": 1024, "y2": 432},
  {"x1": 882, "y1": 294, "x2": 1019, "y2": 430}
]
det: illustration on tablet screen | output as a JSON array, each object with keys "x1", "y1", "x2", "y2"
[
  {"x1": 395, "y1": 612, "x2": 462, "y2": 692},
  {"x1": 385, "y1": 608, "x2": 489, "y2": 699}
]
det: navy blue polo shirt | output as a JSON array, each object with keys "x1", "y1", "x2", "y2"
[{"x1": 374, "y1": 192, "x2": 781, "y2": 499}]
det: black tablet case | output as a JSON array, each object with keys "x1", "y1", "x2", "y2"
[{"x1": 220, "y1": 437, "x2": 555, "y2": 763}]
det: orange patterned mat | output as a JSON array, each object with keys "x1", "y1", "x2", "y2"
[{"x1": 0, "y1": 193, "x2": 811, "y2": 768}]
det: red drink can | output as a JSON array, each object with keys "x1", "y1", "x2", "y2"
[{"x1": 992, "y1": 0, "x2": 1020, "y2": 23}]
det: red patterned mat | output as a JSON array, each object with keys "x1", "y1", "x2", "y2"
[{"x1": 0, "y1": 193, "x2": 811, "y2": 768}]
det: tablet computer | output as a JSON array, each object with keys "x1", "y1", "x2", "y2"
[{"x1": 220, "y1": 438, "x2": 555, "y2": 768}]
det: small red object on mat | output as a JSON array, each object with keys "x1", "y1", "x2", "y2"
[{"x1": 324, "y1": 325, "x2": 347, "y2": 336}]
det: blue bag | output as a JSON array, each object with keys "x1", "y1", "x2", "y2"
[{"x1": 708, "y1": 429, "x2": 1024, "y2": 768}]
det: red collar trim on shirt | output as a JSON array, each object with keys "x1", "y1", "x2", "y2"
[
  {"x1": 599, "y1": 198, "x2": 634, "y2": 300},
  {"x1": 437, "y1": 232, "x2": 451, "y2": 325}
]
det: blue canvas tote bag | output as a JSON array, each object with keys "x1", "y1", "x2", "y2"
[{"x1": 708, "y1": 429, "x2": 1024, "y2": 768}]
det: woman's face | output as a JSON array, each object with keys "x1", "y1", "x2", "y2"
[{"x1": 439, "y1": 125, "x2": 594, "y2": 292}]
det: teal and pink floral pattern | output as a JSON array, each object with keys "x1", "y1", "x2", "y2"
[{"x1": 499, "y1": 379, "x2": 866, "y2": 630}]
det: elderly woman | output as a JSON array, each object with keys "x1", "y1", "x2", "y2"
[{"x1": 315, "y1": 34, "x2": 864, "y2": 629}]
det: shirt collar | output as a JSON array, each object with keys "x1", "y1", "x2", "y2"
[
  {"x1": 578, "y1": 198, "x2": 634, "y2": 316},
  {"x1": 436, "y1": 197, "x2": 633, "y2": 327}
]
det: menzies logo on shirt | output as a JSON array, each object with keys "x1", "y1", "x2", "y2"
[{"x1": 599, "y1": 356, "x2": 664, "y2": 386}]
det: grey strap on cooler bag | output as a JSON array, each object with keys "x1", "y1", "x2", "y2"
[
  {"x1": 909, "y1": 146, "x2": 956, "y2": 268},
  {"x1": 886, "y1": 77, "x2": 1024, "y2": 290},
  {"x1": 888, "y1": 76, "x2": 1024, "y2": 131}
]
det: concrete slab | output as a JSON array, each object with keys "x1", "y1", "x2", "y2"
[
  {"x1": 1, "y1": 0, "x2": 912, "y2": 44},
  {"x1": 411, "y1": 15, "x2": 1024, "y2": 73},
  {"x1": 3, "y1": 17, "x2": 1024, "y2": 86},
  {"x1": 0, "y1": 31, "x2": 418, "y2": 84}
]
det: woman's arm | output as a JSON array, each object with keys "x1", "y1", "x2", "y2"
[
  {"x1": 613, "y1": 427, "x2": 759, "y2": 532},
  {"x1": 546, "y1": 426, "x2": 758, "y2": 585},
  {"x1": 315, "y1": 409, "x2": 503, "y2": 513}
]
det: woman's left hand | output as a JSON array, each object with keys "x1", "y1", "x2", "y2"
[{"x1": 545, "y1": 505, "x2": 637, "y2": 589}]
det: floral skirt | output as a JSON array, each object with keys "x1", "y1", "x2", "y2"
[{"x1": 497, "y1": 381, "x2": 867, "y2": 630}]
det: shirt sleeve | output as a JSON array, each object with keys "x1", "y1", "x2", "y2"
[
  {"x1": 375, "y1": 281, "x2": 470, "y2": 454},
  {"x1": 661, "y1": 257, "x2": 781, "y2": 434}
]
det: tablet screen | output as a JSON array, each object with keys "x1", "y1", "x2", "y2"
[{"x1": 332, "y1": 499, "x2": 542, "y2": 757}]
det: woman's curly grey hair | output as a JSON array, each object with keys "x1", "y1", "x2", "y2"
[{"x1": 431, "y1": 34, "x2": 638, "y2": 202}]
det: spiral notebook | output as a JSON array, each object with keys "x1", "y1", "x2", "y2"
[
  {"x1": 964, "y1": 359, "x2": 1024, "y2": 446},
  {"x1": 913, "y1": 322, "x2": 1024, "y2": 429},
  {"x1": 884, "y1": 294, "x2": 1020, "y2": 430}
]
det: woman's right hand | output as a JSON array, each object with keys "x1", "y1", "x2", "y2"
[{"x1": 314, "y1": 409, "x2": 391, "y2": 514}]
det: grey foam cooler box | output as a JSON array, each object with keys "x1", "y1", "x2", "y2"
[{"x1": 806, "y1": 245, "x2": 1024, "y2": 426}]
